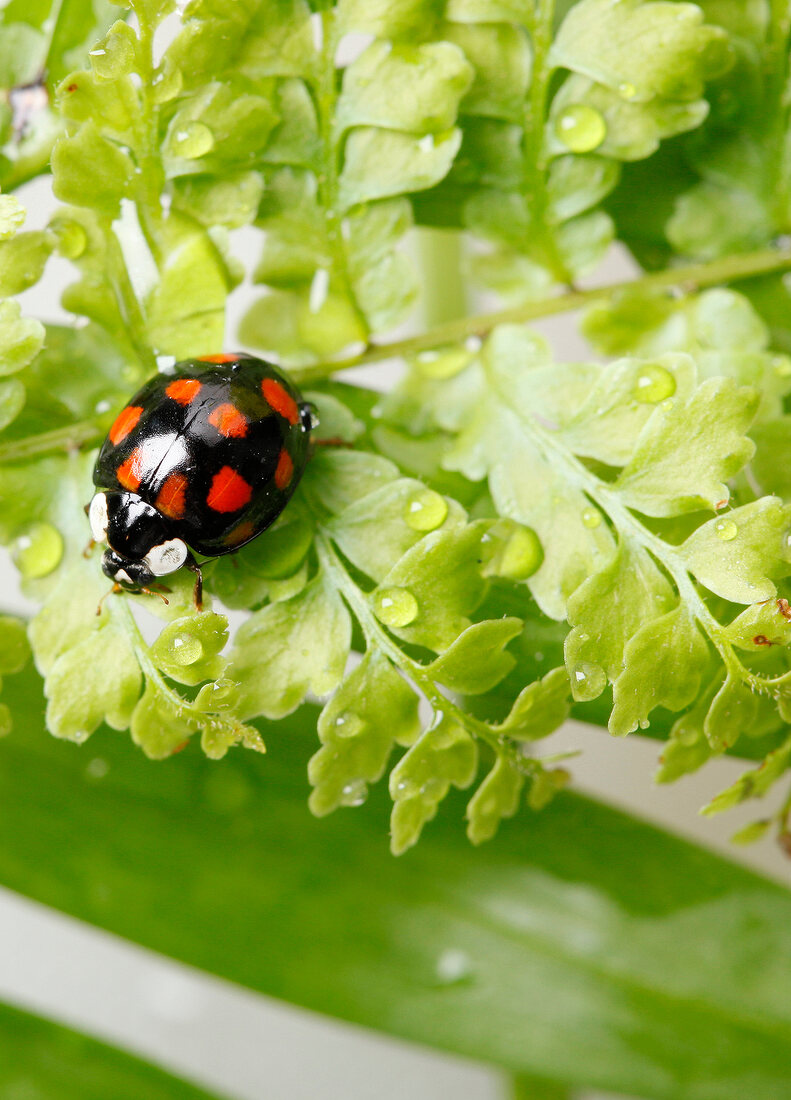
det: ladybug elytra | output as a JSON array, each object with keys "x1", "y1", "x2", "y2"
[{"x1": 88, "y1": 353, "x2": 313, "y2": 605}]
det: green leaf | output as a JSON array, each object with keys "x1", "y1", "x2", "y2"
[
  {"x1": 0, "y1": 999, "x2": 222, "y2": 1100},
  {"x1": 442, "y1": 20, "x2": 532, "y2": 122},
  {"x1": 336, "y1": 41, "x2": 473, "y2": 135},
  {"x1": 228, "y1": 569, "x2": 352, "y2": 719},
  {"x1": 0, "y1": 231, "x2": 53, "y2": 298},
  {"x1": 680, "y1": 498, "x2": 791, "y2": 604},
  {"x1": 389, "y1": 716, "x2": 478, "y2": 854},
  {"x1": 704, "y1": 673, "x2": 760, "y2": 752},
  {"x1": 614, "y1": 378, "x2": 759, "y2": 516},
  {"x1": 465, "y1": 754, "x2": 524, "y2": 844},
  {"x1": 338, "y1": 127, "x2": 462, "y2": 209},
  {"x1": 702, "y1": 734, "x2": 791, "y2": 816},
  {"x1": 425, "y1": 617, "x2": 522, "y2": 694},
  {"x1": 494, "y1": 667, "x2": 571, "y2": 742},
  {"x1": 372, "y1": 520, "x2": 490, "y2": 652},
  {"x1": 309, "y1": 650, "x2": 421, "y2": 817},
  {"x1": 550, "y1": 0, "x2": 730, "y2": 103},
  {"x1": 338, "y1": 0, "x2": 444, "y2": 38},
  {"x1": 6, "y1": 665, "x2": 791, "y2": 1099},
  {"x1": 51, "y1": 121, "x2": 136, "y2": 215},
  {"x1": 0, "y1": 299, "x2": 45, "y2": 374},
  {"x1": 148, "y1": 612, "x2": 228, "y2": 687},
  {"x1": 610, "y1": 606, "x2": 710, "y2": 736}
]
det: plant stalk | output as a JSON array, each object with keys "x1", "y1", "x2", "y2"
[{"x1": 294, "y1": 246, "x2": 791, "y2": 382}]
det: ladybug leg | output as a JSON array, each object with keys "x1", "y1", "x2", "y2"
[
  {"x1": 83, "y1": 537, "x2": 96, "y2": 558},
  {"x1": 185, "y1": 559, "x2": 203, "y2": 611}
]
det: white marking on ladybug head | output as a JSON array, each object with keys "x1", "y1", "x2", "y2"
[
  {"x1": 115, "y1": 569, "x2": 133, "y2": 585},
  {"x1": 143, "y1": 538, "x2": 188, "y2": 577},
  {"x1": 89, "y1": 493, "x2": 109, "y2": 543}
]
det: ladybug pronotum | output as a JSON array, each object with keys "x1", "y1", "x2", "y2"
[{"x1": 88, "y1": 353, "x2": 314, "y2": 606}]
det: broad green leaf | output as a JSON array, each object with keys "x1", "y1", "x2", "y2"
[
  {"x1": 442, "y1": 21, "x2": 532, "y2": 122},
  {"x1": 228, "y1": 569, "x2": 352, "y2": 719},
  {"x1": 426, "y1": 617, "x2": 522, "y2": 694},
  {"x1": 615, "y1": 378, "x2": 759, "y2": 516},
  {"x1": 494, "y1": 667, "x2": 571, "y2": 742},
  {"x1": 389, "y1": 716, "x2": 478, "y2": 855},
  {"x1": 680, "y1": 498, "x2": 791, "y2": 604},
  {"x1": 6, "y1": 666, "x2": 791, "y2": 1099},
  {"x1": 338, "y1": 127, "x2": 462, "y2": 210},
  {"x1": 725, "y1": 601, "x2": 791, "y2": 651},
  {"x1": 0, "y1": 231, "x2": 53, "y2": 298},
  {"x1": 0, "y1": 299, "x2": 45, "y2": 374},
  {"x1": 325, "y1": 479, "x2": 463, "y2": 584},
  {"x1": 610, "y1": 606, "x2": 710, "y2": 736},
  {"x1": 704, "y1": 673, "x2": 760, "y2": 752},
  {"x1": 466, "y1": 755, "x2": 524, "y2": 844},
  {"x1": 0, "y1": 999, "x2": 222, "y2": 1100},
  {"x1": 302, "y1": 449, "x2": 399, "y2": 516},
  {"x1": 372, "y1": 520, "x2": 490, "y2": 652},
  {"x1": 309, "y1": 650, "x2": 421, "y2": 816},
  {"x1": 336, "y1": 41, "x2": 473, "y2": 135},
  {"x1": 51, "y1": 121, "x2": 135, "y2": 215},
  {"x1": 550, "y1": 0, "x2": 730, "y2": 103},
  {"x1": 565, "y1": 539, "x2": 674, "y2": 700}
]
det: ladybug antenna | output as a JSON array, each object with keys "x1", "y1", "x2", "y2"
[
  {"x1": 140, "y1": 586, "x2": 170, "y2": 606},
  {"x1": 96, "y1": 582, "x2": 122, "y2": 616}
]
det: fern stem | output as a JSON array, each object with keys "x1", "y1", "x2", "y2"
[{"x1": 294, "y1": 246, "x2": 791, "y2": 382}]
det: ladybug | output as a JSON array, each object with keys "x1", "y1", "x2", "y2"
[{"x1": 87, "y1": 353, "x2": 314, "y2": 606}]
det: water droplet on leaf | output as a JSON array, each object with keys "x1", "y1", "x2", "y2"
[
  {"x1": 169, "y1": 632, "x2": 203, "y2": 666},
  {"x1": 340, "y1": 779, "x2": 367, "y2": 806},
  {"x1": 571, "y1": 661, "x2": 607, "y2": 701},
  {"x1": 404, "y1": 489, "x2": 448, "y2": 532},
  {"x1": 554, "y1": 104, "x2": 607, "y2": 152},
  {"x1": 618, "y1": 81, "x2": 638, "y2": 99},
  {"x1": 12, "y1": 522, "x2": 63, "y2": 578},
  {"x1": 582, "y1": 507, "x2": 601, "y2": 529},
  {"x1": 169, "y1": 122, "x2": 214, "y2": 159},
  {"x1": 373, "y1": 587, "x2": 419, "y2": 627},
  {"x1": 152, "y1": 63, "x2": 183, "y2": 104},
  {"x1": 633, "y1": 364, "x2": 676, "y2": 404},
  {"x1": 435, "y1": 948, "x2": 473, "y2": 986},
  {"x1": 414, "y1": 344, "x2": 472, "y2": 379},
  {"x1": 52, "y1": 219, "x2": 87, "y2": 258},
  {"x1": 480, "y1": 520, "x2": 543, "y2": 581},
  {"x1": 715, "y1": 518, "x2": 738, "y2": 541}
]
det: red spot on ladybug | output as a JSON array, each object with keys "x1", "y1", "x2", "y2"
[
  {"x1": 207, "y1": 466, "x2": 252, "y2": 513},
  {"x1": 116, "y1": 448, "x2": 145, "y2": 491},
  {"x1": 208, "y1": 402, "x2": 248, "y2": 439},
  {"x1": 223, "y1": 520, "x2": 257, "y2": 547},
  {"x1": 262, "y1": 378, "x2": 299, "y2": 425},
  {"x1": 156, "y1": 472, "x2": 188, "y2": 519},
  {"x1": 166, "y1": 378, "x2": 202, "y2": 405},
  {"x1": 109, "y1": 405, "x2": 143, "y2": 445},
  {"x1": 199, "y1": 353, "x2": 238, "y2": 364},
  {"x1": 274, "y1": 447, "x2": 294, "y2": 490}
]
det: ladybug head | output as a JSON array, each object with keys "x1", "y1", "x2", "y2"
[{"x1": 88, "y1": 491, "x2": 189, "y2": 590}]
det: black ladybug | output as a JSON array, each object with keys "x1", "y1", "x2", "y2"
[{"x1": 88, "y1": 353, "x2": 314, "y2": 606}]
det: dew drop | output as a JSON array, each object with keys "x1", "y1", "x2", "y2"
[
  {"x1": 373, "y1": 586, "x2": 419, "y2": 627},
  {"x1": 480, "y1": 519, "x2": 543, "y2": 581},
  {"x1": 404, "y1": 488, "x2": 448, "y2": 532},
  {"x1": 340, "y1": 778, "x2": 367, "y2": 807},
  {"x1": 414, "y1": 344, "x2": 472, "y2": 379},
  {"x1": 435, "y1": 948, "x2": 473, "y2": 986},
  {"x1": 582, "y1": 507, "x2": 601, "y2": 529},
  {"x1": 169, "y1": 632, "x2": 203, "y2": 666},
  {"x1": 633, "y1": 364, "x2": 676, "y2": 404},
  {"x1": 332, "y1": 710, "x2": 363, "y2": 738},
  {"x1": 715, "y1": 518, "x2": 738, "y2": 541},
  {"x1": 638, "y1": 719, "x2": 650, "y2": 730},
  {"x1": 571, "y1": 661, "x2": 607, "y2": 701},
  {"x1": 553, "y1": 103, "x2": 607, "y2": 152},
  {"x1": 86, "y1": 757, "x2": 109, "y2": 780},
  {"x1": 618, "y1": 81, "x2": 638, "y2": 99},
  {"x1": 169, "y1": 121, "x2": 214, "y2": 159},
  {"x1": 12, "y1": 522, "x2": 63, "y2": 578},
  {"x1": 52, "y1": 219, "x2": 87, "y2": 259}
]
